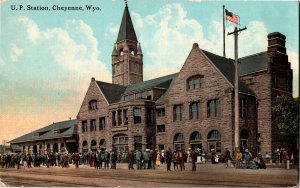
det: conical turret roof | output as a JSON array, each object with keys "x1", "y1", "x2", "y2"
[{"x1": 117, "y1": 5, "x2": 138, "y2": 43}]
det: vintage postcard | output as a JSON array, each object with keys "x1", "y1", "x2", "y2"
[{"x1": 0, "y1": 0, "x2": 298, "y2": 186}]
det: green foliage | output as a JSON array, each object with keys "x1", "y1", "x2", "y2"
[{"x1": 272, "y1": 95, "x2": 299, "y2": 136}]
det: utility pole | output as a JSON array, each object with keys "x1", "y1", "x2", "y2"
[
  {"x1": 223, "y1": 5, "x2": 226, "y2": 57},
  {"x1": 228, "y1": 26, "x2": 247, "y2": 152}
]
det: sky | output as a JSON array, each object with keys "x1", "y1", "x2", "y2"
[{"x1": 0, "y1": 0, "x2": 298, "y2": 143}]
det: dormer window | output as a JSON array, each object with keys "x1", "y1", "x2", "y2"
[
  {"x1": 187, "y1": 75, "x2": 204, "y2": 90},
  {"x1": 89, "y1": 100, "x2": 97, "y2": 110}
]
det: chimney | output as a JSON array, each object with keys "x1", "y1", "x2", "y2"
[{"x1": 267, "y1": 32, "x2": 286, "y2": 56}]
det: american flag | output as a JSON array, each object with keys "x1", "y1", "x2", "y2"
[{"x1": 225, "y1": 9, "x2": 239, "y2": 24}]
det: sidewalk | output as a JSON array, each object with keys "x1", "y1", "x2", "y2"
[{"x1": 58, "y1": 162, "x2": 298, "y2": 176}]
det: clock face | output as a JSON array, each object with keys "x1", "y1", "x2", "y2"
[{"x1": 130, "y1": 62, "x2": 139, "y2": 73}]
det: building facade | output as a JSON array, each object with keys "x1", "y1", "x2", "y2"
[
  {"x1": 10, "y1": 120, "x2": 78, "y2": 154},
  {"x1": 77, "y1": 4, "x2": 293, "y2": 156},
  {"x1": 11, "y1": 4, "x2": 293, "y2": 157}
]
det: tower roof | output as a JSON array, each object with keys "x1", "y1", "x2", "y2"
[{"x1": 117, "y1": 4, "x2": 138, "y2": 43}]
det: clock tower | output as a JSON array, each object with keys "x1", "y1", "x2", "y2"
[{"x1": 112, "y1": 3, "x2": 143, "y2": 86}]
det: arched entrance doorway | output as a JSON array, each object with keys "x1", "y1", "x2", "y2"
[
  {"x1": 53, "y1": 143, "x2": 58, "y2": 153},
  {"x1": 47, "y1": 144, "x2": 51, "y2": 153},
  {"x1": 190, "y1": 131, "x2": 202, "y2": 150},
  {"x1": 173, "y1": 133, "x2": 185, "y2": 151},
  {"x1": 207, "y1": 130, "x2": 221, "y2": 153},
  {"x1": 33, "y1": 145, "x2": 37, "y2": 154},
  {"x1": 91, "y1": 140, "x2": 97, "y2": 152},
  {"x1": 82, "y1": 141, "x2": 88, "y2": 153},
  {"x1": 113, "y1": 134, "x2": 128, "y2": 153},
  {"x1": 39, "y1": 144, "x2": 43, "y2": 154}
]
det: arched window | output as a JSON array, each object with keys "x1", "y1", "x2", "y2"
[
  {"x1": 119, "y1": 48, "x2": 124, "y2": 56},
  {"x1": 130, "y1": 48, "x2": 135, "y2": 55},
  {"x1": 187, "y1": 75, "x2": 204, "y2": 90},
  {"x1": 91, "y1": 140, "x2": 97, "y2": 151},
  {"x1": 99, "y1": 139, "x2": 106, "y2": 149},
  {"x1": 173, "y1": 133, "x2": 185, "y2": 151},
  {"x1": 190, "y1": 131, "x2": 202, "y2": 150},
  {"x1": 207, "y1": 130, "x2": 221, "y2": 153},
  {"x1": 113, "y1": 134, "x2": 128, "y2": 153},
  {"x1": 240, "y1": 129, "x2": 248, "y2": 151},
  {"x1": 89, "y1": 100, "x2": 97, "y2": 110}
]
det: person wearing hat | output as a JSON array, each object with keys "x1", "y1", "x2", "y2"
[
  {"x1": 165, "y1": 148, "x2": 172, "y2": 171},
  {"x1": 224, "y1": 147, "x2": 231, "y2": 168},
  {"x1": 128, "y1": 150, "x2": 134, "y2": 170},
  {"x1": 143, "y1": 149, "x2": 150, "y2": 169}
]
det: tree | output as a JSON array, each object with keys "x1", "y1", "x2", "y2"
[
  {"x1": 272, "y1": 96, "x2": 298, "y2": 136},
  {"x1": 272, "y1": 95, "x2": 299, "y2": 163}
]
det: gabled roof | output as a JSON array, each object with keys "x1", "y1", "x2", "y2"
[
  {"x1": 125, "y1": 73, "x2": 178, "y2": 93},
  {"x1": 117, "y1": 5, "x2": 138, "y2": 43},
  {"x1": 202, "y1": 50, "x2": 255, "y2": 96},
  {"x1": 10, "y1": 120, "x2": 77, "y2": 144},
  {"x1": 238, "y1": 52, "x2": 268, "y2": 75},
  {"x1": 96, "y1": 81, "x2": 126, "y2": 104}
]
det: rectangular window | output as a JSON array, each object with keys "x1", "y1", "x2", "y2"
[
  {"x1": 157, "y1": 125, "x2": 166, "y2": 133},
  {"x1": 82, "y1": 121, "x2": 87, "y2": 133},
  {"x1": 239, "y1": 98, "x2": 248, "y2": 118},
  {"x1": 189, "y1": 102, "x2": 199, "y2": 120},
  {"x1": 90, "y1": 119, "x2": 96, "y2": 132},
  {"x1": 134, "y1": 136, "x2": 142, "y2": 151},
  {"x1": 173, "y1": 104, "x2": 183, "y2": 122},
  {"x1": 123, "y1": 109, "x2": 128, "y2": 125},
  {"x1": 112, "y1": 111, "x2": 117, "y2": 126},
  {"x1": 133, "y1": 108, "x2": 142, "y2": 124},
  {"x1": 118, "y1": 110, "x2": 122, "y2": 125},
  {"x1": 157, "y1": 108, "x2": 165, "y2": 117},
  {"x1": 207, "y1": 99, "x2": 220, "y2": 118},
  {"x1": 99, "y1": 117, "x2": 105, "y2": 130}
]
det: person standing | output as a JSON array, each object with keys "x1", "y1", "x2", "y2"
[
  {"x1": 143, "y1": 149, "x2": 150, "y2": 169},
  {"x1": 135, "y1": 149, "x2": 142, "y2": 170},
  {"x1": 224, "y1": 148, "x2": 231, "y2": 168},
  {"x1": 151, "y1": 149, "x2": 157, "y2": 169},
  {"x1": 176, "y1": 149, "x2": 184, "y2": 171},
  {"x1": 165, "y1": 148, "x2": 172, "y2": 172},
  {"x1": 128, "y1": 150, "x2": 134, "y2": 170},
  {"x1": 111, "y1": 149, "x2": 117, "y2": 169},
  {"x1": 172, "y1": 151, "x2": 178, "y2": 171},
  {"x1": 73, "y1": 152, "x2": 79, "y2": 168},
  {"x1": 191, "y1": 148, "x2": 197, "y2": 171},
  {"x1": 16, "y1": 154, "x2": 20, "y2": 170}
]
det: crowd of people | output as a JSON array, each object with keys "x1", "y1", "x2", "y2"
[{"x1": 0, "y1": 147, "x2": 294, "y2": 171}]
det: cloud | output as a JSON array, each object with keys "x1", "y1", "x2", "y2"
[
  {"x1": 10, "y1": 43, "x2": 23, "y2": 62},
  {"x1": 0, "y1": 15, "x2": 114, "y2": 141},
  {"x1": 106, "y1": 23, "x2": 119, "y2": 36},
  {"x1": 129, "y1": 3, "x2": 298, "y2": 97},
  {"x1": 287, "y1": 47, "x2": 299, "y2": 97},
  {"x1": 189, "y1": 0, "x2": 203, "y2": 2}
]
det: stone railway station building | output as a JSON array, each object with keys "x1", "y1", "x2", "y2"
[{"x1": 10, "y1": 4, "x2": 293, "y2": 157}]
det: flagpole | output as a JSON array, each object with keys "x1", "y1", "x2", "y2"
[{"x1": 223, "y1": 5, "x2": 226, "y2": 57}]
